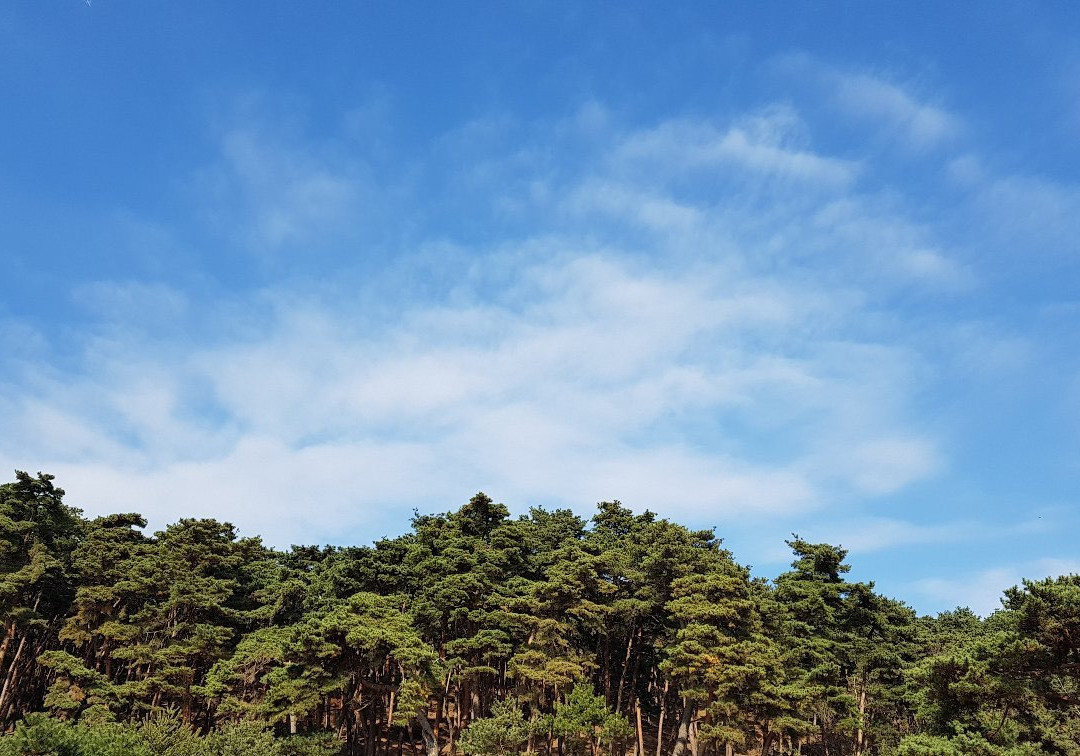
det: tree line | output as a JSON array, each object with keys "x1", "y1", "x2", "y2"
[{"x1": 0, "y1": 470, "x2": 1077, "y2": 755}]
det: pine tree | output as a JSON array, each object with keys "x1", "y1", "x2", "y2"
[{"x1": 0, "y1": 472, "x2": 84, "y2": 727}]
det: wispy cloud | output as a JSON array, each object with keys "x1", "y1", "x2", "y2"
[
  {"x1": 956, "y1": 167, "x2": 1080, "y2": 266},
  {"x1": 914, "y1": 558, "x2": 1080, "y2": 616},
  {"x1": 774, "y1": 54, "x2": 961, "y2": 151},
  {"x1": 830, "y1": 73, "x2": 959, "y2": 150},
  {"x1": 799, "y1": 513, "x2": 1048, "y2": 558},
  {"x1": 194, "y1": 108, "x2": 384, "y2": 259},
  {"x1": 614, "y1": 107, "x2": 859, "y2": 187},
  {"x1": 0, "y1": 239, "x2": 938, "y2": 544},
  {"x1": 2, "y1": 58, "x2": 1062, "y2": 566}
]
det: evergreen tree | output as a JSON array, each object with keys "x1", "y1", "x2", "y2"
[
  {"x1": 0, "y1": 472, "x2": 84, "y2": 727},
  {"x1": 1, "y1": 471, "x2": 1079, "y2": 755},
  {"x1": 773, "y1": 538, "x2": 860, "y2": 754}
]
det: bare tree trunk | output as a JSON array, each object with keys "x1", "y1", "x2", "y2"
[
  {"x1": 854, "y1": 685, "x2": 867, "y2": 756},
  {"x1": 0, "y1": 601, "x2": 38, "y2": 725},
  {"x1": 366, "y1": 699, "x2": 378, "y2": 756},
  {"x1": 527, "y1": 709, "x2": 540, "y2": 754},
  {"x1": 615, "y1": 623, "x2": 635, "y2": 714},
  {"x1": 603, "y1": 634, "x2": 612, "y2": 703},
  {"x1": 655, "y1": 680, "x2": 669, "y2": 756},
  {"x1": 0, "y1": 630, "x2": 27, "y2": 723},
  {"x1": 414, "y1": 708, "x2": 439, "y2": 756},
  {"x1": 0, "y1": 623, "x2": 14, "y2": 674},
  {"x1": 670, "y1": 699, "x2": 693, "y2": 756},
  {"x1": 635, "y1": 698, "x2": 645, "y2": 756}
]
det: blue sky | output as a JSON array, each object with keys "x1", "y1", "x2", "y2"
[{"x1": 2, "y1": 2, "x2": 1079, "y2": 615}]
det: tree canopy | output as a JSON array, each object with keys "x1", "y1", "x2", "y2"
[{"x1": 0, "y1": 472, "x2": 1076, "y2": 755}]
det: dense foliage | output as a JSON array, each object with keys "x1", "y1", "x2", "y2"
[{"x1": 0, "y1": 471, "x2": 1077, "y2": 755}]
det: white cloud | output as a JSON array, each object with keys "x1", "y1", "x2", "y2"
[
  {"x1": 915, "y1": 558, "x2": 1080, "y2": 617},
  {"x1": 945, "y1": 154, "x2": 1080, "y2": 276},
  {"x1": 916, "y1": 568, "x2": 1017, "y2": 616},
  {"x1": 896, "y1": 248, "x2": 972, "y2": 290},
  {"x1": 0, "y1": 247, "x2": 938, "y2": 545},
  {"x1": 797, "y1": 515, "x2": 1022, "y2": 558},
  {"x1": 809, "y1": 197, "x2": 973, "y2": 290},
  {"x1": 831, "y1": 73, "x2": 959, "y2": 149},
  {"x1": 0, "y1": 92, "x2": 964, "y2": 550},
  {"x1": 72, "y1": 280, "x2": 189, "y2": 325},
  {"x1": 965, "y1": 172, "x2": 1080, "y2": 262},
  {"x1": 195, "y1": 113, "x2": 380, "y2": 256},
  {"x1": 565, "y1": 180, "x2": 703, "y2": 233},
  {"x1": 842, "y1": 437, "x2": 941, "y2": 496},
  {"x1": 614, "y1": 109, "x2": 859, "y2": 187},
  {"x1": 773, "y1": 54, "x2": 960, "y2": 151}
]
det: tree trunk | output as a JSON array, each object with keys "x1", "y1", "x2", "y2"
[
  {"x1": 471, "y1": 685, "x2": 481, "y2": 724},
  {"x1": 670, "y1": 699, "x2": 693, "y2": 756},
  {"x1": 627, "y1": 649, "x2": 643, "y2": 733},
  {"x1": 0, "y1": 622, "x2": 14, "y2": 674},
  {"x1": 603, "y1": 634, "x2": 612, "y2": 703},
  {"x1": 635, "y1": 698, "x2": 645, "y2": 756},
  {"x1": 854, "y1": 684, "x2": 867, "y2": 756},
  {"x1": 528, "y1": 709, "x2": 539, "y2": 754},
  {"x1": 615, "y1": 623, "x2": 635, "y2": 714},
  {"x1": 0, "y1": 624, "x2": 46, "y2": 727},
  {"x1": 655, "y1": 680, "x2": 669, "y2": 756},
  {"x1": 366, "y1": 699, "x2": 378, "y2": 756},
  {"x1": 414, "y1": 708, "x2": 439, "y2": 756},
  {"x1": 0, "y1": 630, "x2": 26, "y2": 723}
]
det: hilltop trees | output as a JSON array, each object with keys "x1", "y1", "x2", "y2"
[
  {"x1": 904, "y1": 576, "x2": 1080, "y2": 754},
  {"x1": 0, "y1": 472, "x2": 83, "y2": 728},
  {"x1": 0, "y1": 471, "x2": 1078, "y2": 754}
]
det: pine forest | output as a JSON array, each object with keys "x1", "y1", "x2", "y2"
[{"x1": 1, "y1": 470, "x2": 1077, "y2": 756}]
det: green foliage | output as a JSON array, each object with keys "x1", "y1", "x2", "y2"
[
  {"x1": 904, "y1": 577, "x2": 1080, "y2": 754},
  {"x1": 0, "y1": 709, "x2": 342, "y2": 756},
  {"x1": 894, "y1": 730, "x2": 1047, "y2": 755},
  {"x1": 662, "y1": 554, "x2": 789, "y2": 750},
  {"x1": 39, "y1": 651, "x2": 119, "y2": 721},
  {"x1": 0, "y1": 714, "x2": 151, "y2": 756},
  {"x1": 773, "y1": 538, "x2": 865, "y2": 750},
  {"x1": 136, "y1": 708, "x2": 209, "y2": 756},
  {"x1": 552, "y1": 684, "x2": 631, "y2": 755},
  {"x1": 3, "y1": 473, "x2": 1080, "y2": 755},
  {"x1": 274, "y1": 733, "x2": 340, "y2": 756},
  {"x1": 458, "y1": 697, "x2": 532, "y2": 755},
  {"x1": 206, "y1": 720, "x2": 278, "y2": 756}
]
